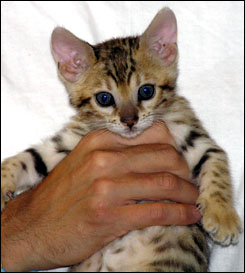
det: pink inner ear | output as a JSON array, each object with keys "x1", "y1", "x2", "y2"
[
  {"x1": 51, "y1": 27, "x2": 91, "y2": 82},
  {"x1": 151, "y1": 39, "x2": 177, "y2": 66},
  {"x1": 142, "y1": 8, "x2": 177, "y2": 65}
]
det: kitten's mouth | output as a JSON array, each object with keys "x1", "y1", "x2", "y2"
[
  {"x1": 108, "y1": 121, "x2": 153, "y2": 139},
  {"x1": 119, "y1": 127, "x2": 143, "y2": 138}
]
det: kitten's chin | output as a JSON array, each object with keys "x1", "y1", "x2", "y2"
[
  {"x1": 108, "y1": 124, "x2": 151, "y2": 139},
  {"x1": 117, "y1": 130, "x2": 143, "y2": 139}
]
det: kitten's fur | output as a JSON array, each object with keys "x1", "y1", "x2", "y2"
[{"x1": 1, "y1": 8, "x2": 241, "y2": 272}]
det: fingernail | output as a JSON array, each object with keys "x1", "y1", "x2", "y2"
[{"x1": 192, "y1": 207, "x2": 201, "y2": 219}]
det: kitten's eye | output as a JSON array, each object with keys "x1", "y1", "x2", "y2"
[
  {"x1": 96, "y1": 92, "x2": 115, "y2": 107},
  {"x1": 138, "y1": 85, "x2": 155, "y2": 101}
]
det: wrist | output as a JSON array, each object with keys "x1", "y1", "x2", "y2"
[
  {"x1": 1, "y1": 223, "x2": 34, "y2": 271},
  {"x1": 1, "y1": 192, "x2": 47, "y2": 272}
]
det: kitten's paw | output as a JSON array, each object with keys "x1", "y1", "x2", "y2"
[
  {"x1": 197, "y1": 197, "x2": 242, "y2": 246},
  {"x1": 1, "y1": 178, "x2": 16, "y2": 211},
  {"x1": 1, "y1": 160, "x2": 19, "y2": 211}
]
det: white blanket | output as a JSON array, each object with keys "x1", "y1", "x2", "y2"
[{"x1": 2, "y1": 1, "x2": 244, "y2": 272}]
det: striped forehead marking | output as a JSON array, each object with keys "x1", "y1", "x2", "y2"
[{"x1": 93, "y1": 37, "x2": 140, "y2": 86}]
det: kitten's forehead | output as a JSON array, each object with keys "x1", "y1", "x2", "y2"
[{"x1": 93, "y1": 37, "x2": 140, "y2": 88}]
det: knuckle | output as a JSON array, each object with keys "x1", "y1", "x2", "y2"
[
  {"x1": 89, "y1": 150, "x2": 111, "y2": 169},
  {"x1": 143, "y1": 174, "x2": 156, "y2": 187},
  {"x1": 159, "y1": 173, "x2": 178, "y2": 189},
  {"x1": 89, "y1": 197, "x2": 108, "y2": 221},
  {"x1": 82, "y1": 130, "x2": 101, "y2": 148},
  {"x1": 150, "y1": 203, "x2": 166, "y2": 221},
  {"x1": 161, "y1": 144, "x2": 179, "y2": 162},
  {"x1": 178, "y1": 204, "x2": 188, "y2": 222},
  {"x1": 92, "y1": 178, "x2": 115, "y2": 197}
]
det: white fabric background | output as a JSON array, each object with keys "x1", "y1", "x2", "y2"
[{"x1": 1, "y1": 1, "x2": 244, "y2": 272}]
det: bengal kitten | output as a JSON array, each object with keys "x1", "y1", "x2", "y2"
[{"x1": 1, "y1": 8, "x2": 241, "y2": 272}]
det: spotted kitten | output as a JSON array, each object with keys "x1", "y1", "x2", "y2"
[{"x1": 1, "y1": 8, "x2": 241, "y2": 272}]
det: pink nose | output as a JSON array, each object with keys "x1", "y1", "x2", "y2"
[{"x1": 120, "y1": 115, "x2": 139, "y2": 129}]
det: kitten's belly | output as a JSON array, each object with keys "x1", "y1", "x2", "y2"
[
  {"x1": 101, "y1": 226, "x2": 179, "y2": 272},
  {"x1": 72, "y1": 225, "x2": 208, "y2": 272}
]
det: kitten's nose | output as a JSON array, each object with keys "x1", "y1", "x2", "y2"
[{"x1": 120, "y1": 115, "x2": 139, "y2": 129}]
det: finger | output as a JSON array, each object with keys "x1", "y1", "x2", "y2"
[
  {"x1": 114, "y1": 121, "x2": 177, "y2": 147},
  {"x1": 117, "y1": 144, "x2": 189, "y2": 180},
  {"x1": 115, "y1": 203, "x2": 201, "y2": 231},
  {"x1": 76, "y1": 129, "x2": 120, "y2": 153},
  {"x1": 113, "y1": 172, "x2": 199, "y2": 205},
  {"x1": 76, "y1": 122, "x2": 176, "y2": 153}
]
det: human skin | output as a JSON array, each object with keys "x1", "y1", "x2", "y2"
[{"x1": 1, "y1": 123, "x2": 201, "y2": 272}]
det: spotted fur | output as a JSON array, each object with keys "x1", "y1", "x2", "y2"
[{"x1": 1, "y1": 7, "x2": 241, "y2": 272}]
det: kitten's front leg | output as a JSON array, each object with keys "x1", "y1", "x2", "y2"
[
  {"x1": 193, "y1": 148, "x2": 242, "y2": 245},
  {"x1": 1, "y1": 128, "x2": 82, "y2": 210},
  {"x1": 166, "y1": 99, "x2": 242, "y2": 245},
  {"x1": 1, "y1": 147, "x2": 64, "y2": 211}
]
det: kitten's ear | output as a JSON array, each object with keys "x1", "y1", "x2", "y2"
[
  {"x1": 51, "y1": 27, "x2": 95, "y2": 82},
  {"x1": 140, "y1": 8, "x2": 177, "y2": 66}
]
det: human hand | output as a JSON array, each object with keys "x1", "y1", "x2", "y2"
[{"x1": 1, "y1": 122, "x2": 200, "y2": 271}]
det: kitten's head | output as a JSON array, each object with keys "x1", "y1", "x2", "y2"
[{"x1": 51, "y1": 7, "x2": 178, "y2": 138}]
